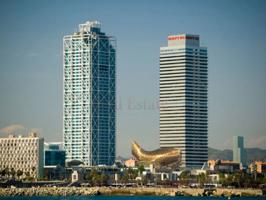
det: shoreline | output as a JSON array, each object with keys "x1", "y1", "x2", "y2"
[{"x1": 0, "y1": 187, "x2": 263, "y2": 197}]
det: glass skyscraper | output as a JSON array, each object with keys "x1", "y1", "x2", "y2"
[
  {"x1": 63, "y1": 21, "x2": 116, "y2": 166},
  {"x1": 233, "y1": 136, "x2": 245, "y2": 166},
  {"x1": 160, "y1": 34, "x2": 208, "y2": 169}
]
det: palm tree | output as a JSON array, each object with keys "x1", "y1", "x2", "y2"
[
  {"x1": 100, "y1": 174, "x2": 109, "y2": 186},
  {"x1": 10, "y1": 168, "x2": 16, "y2": 179},
  {"x1": 16, "y1": 170, "x2": 23, "y2": 180},
  {"x1": 0, "y1": 168, "x2": 7, "y2": 179},
  {"x1": 138, "y1": 165, "x2": 145, "y2": 175},
  {"x1": 31, "y1": 167, "x2": 36, "y2": 180},
  {"x1": 233, "y1": 172, "x2": 241, "y2": 188},
  {"x1": 2, "y1": 167, "x2": 10, "y2": 179},
  {"x1": 89, "y1": 169, "x2": 102, "y2": 186},
  {"x1": 25, "y1": 171, "x2": 31, "y2": 181},
  {"x1": 197, "y1": 173, "x2": 207, "y2": 186}
]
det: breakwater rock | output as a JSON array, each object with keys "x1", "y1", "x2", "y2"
[
  {"x1": 0, "y1": 187, "x2": 263, "y2": 197},
  {"x1": 0, "y1": 187, "x2": 99, "y2": 196},
  {"x1": 99, "y1": 187, "x2": 179, "y2": 196},
  {"x1": 213, "y1": 188, "x2": 263, "y2": 197}
]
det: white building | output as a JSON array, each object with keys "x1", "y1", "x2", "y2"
[
  {"x1": 63, "y1": 21, "x2": 116, "y2": 166},
  {"x1": 71, "y1": 170, "x2": 83, "y2": 183},
  {"x1": 0, "y1": 133, "x2": 44, "y2": 179},
  {"x1": 160, "y1": 34, "x2": 208, "y2": 169}
]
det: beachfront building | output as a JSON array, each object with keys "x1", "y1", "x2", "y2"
[
  {"x1": 0, "y1": 133, "x2": 44, "y2": 179},
  {"x1": 160, "y1": 34, "x2": 208, "y2": 169},
  {"x1": 208, "y1": 160, "x2": 241, "y2": 173},
  {"x1": 63, "y1": 21, "x2": 116, "y2": 166},
  {"x1": 249, "y1": 161, "x2": 266, "y2": 174}
]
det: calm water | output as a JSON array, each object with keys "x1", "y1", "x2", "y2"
[{"x1": 0, "y1": 196, "x2": 264, "y2": 200}]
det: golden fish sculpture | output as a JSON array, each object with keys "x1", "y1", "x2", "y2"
[{"x1": 131, "y1": 141, "x2": 181, "y2": 167}]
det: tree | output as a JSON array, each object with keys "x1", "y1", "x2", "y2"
[
  {"x1": 16, "y1": 170, "x2": 23, "y2": 180},
  {"x1": 179, "y1": 170, "x2": 190, "y2": 186},
  {"x1": 0, "y1": 168, "x2": 8, "y2": 178},
  {"x1": 233, "y1": 172, "x2": 241, "y2": 188},
  {"x1": 223, "y1": 174, "x2": 233, "y2": 187},
  {"x1": 138, "y1": 165, "x2": 145, "y2": 175},
  {"x1": 180, "y1": 171, "x2": 190, "y2": 180},
  {"x1": 25, "y1": 171, "x2": 32, "y2": 181},
  {"x1": 119, "y1": 167, "x2": 137, "y2": 184},
  {"x1": 86, "y1": 169, "x2": 109, "y2": 186},
  {"x1": 10, "y1": 168, "x2": 16, "y2": 179},
  {"x1": 100, "y1": 174, "x2": 110, "y2": 186},
  {"x1": 121, "y1": 170, "x2": 129, "y2": 183},
  {"x1": 218, "y1": 172, "x2": 225, "y2": 185},
  {"x1": 0, "y1": 169, "x2": 5, "y2": 177},
  {"x1": 241, "y1": 173, "x2": 254, "y2": 188},
  {"x1": 197, "y1": 173, "x2": 207, "y2": 186}
]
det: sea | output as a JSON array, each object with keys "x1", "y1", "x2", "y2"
[{"x1": 0, "y1": 196, "x2": 264, "y2": 200}]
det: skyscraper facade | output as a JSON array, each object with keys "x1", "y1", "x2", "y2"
[
  {"x1": 233, "y1": 136, "x2": 245, "y2": 165},
  {"x1": 160, "y1": 34, "x2": 208, "y2": 169},
  {"x1": 63, "y1": 21, "x2": 116, "y2": 166}
]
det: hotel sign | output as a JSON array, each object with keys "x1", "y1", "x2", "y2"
[{"x1": 168, "y1": 35, "x2": 199, "y2": 41}]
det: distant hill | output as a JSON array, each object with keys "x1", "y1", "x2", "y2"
[
  {"x1": 208, "y1": 147, "x2": 232, "y2": 160},
  {"x1": 245, "y1": 148, "x2": 266, "y2": 162},
  {"x1": 208, "y1": 147, "x2": 266, "y2": 162}
]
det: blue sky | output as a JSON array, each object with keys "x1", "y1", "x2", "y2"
[{"x1": 0, "y1": 0, "x2": 265, "y2": 157}]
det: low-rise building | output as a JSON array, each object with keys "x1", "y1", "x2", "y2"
[
  {"x1": 44, "y1": 142, "x2": 65, "y2": 167},
  {"x1": 191, "y1": 169, "x2": 207, "y2": 176},
  {"x1": 0, "y1": 133, "x2": 44, "y2": 179},
  {"x1": 249, "y1": 161, "x2": 266, "y2": 174},
  {"x1": 125, "y1": 158, "x2": 137, "y2": 168},
  {"x1": 43, "y1": 142, "x2": 66, "y2": 180},
  {"x1": 71, "y1": 170, "x2": 83, "y2": 183},
  {"x1": 209, "y1": 174, "x2": 220, "y2": 183},
  {"x1": 208, "y1": 160, "x2": 241, "y2": 173}
]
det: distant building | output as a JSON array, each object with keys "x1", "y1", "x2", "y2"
[
  {"x1": 208, "y1": 160, "x2": 217, "y2": 171},
  {"x1": 43, "y1": 142, "x2": 66, "y2": 180},
  {"x1": 0, "y1": 133, "x2": 44, "y2": 179},
  {"x1": 44, "y1": 142, "x2": 65, "y2": 167},
  {"x1": 233, "y1": 136, "x2": 246, "y2": 165},
  {"x1": 208, "y1": 160, "x2": 241, "y2": 173},
  {"x1": 71, "y1": 170, "x2": 84, "y2": 183},
  {"x1": 159, "y1": 171, "x2": 179, "y2": 181},
  {"x1": 209, "y1": 174, "x2": 220, "y2": 183},
  {"x1": 249, "y1": 161, "x2": 266, "y2": 174},
  {"x1": 125, "y1": 158, "x2": 137, "y2": 168},
  {"x1": 190, "y1": 169, "x2": 207, "y2": 176},
  {"x1": 114, "y1": 158, "x2": 124, "y2": 168},
  {"x1": 63, "y1": 21, "x2": 116, "y2": 166},
  {"x1": 159, "y1": 34, "x2": 208, "y2": 169}
]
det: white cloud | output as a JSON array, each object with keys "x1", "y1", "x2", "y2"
[
  {"x1": 0, "y1": 124, "x2": 26, "y2": 136},
  {"x1": 0, "y1": 124, "x2": 44, "y2": 138},
  {"x1": 246, "y1": 134, "x2": 266, "y2": 149}
]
